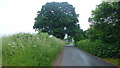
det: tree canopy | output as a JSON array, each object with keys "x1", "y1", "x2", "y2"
[
  {"x1": 77, "y1": 1, "x2": 120, "y2": 59},
  {"x1": 33, "y1": 2, "x2": 83, "y2": 41},
  {"x1": 88, "y1": 1, "x2": 120, "y2": 43}
]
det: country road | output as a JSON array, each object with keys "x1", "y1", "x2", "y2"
[{"x1": 53, "y1": 44, "x2": 117, "y2": 67}]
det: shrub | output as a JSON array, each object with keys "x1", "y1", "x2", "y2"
[{"x1": 76, "y1": 39, "x2": 120, "y2": 58}]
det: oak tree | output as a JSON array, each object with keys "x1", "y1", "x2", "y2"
[{"x1": 33, "y1": 2, "x2": 82, "y2": 41}]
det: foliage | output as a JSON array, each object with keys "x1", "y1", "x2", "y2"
[
  {"x1": 88, "y1": 1, "x2": 120, "y2": 43},
  {"x1": 76, "y1": 39, "x2": 120, "y2": 58},
  {"x1": 75, "y1": 2, "x2": 120, "y2": 64},
  {"x1": 33, "y1": 2, "x2": 83, "y2": 41},
  {"x1": 2, "y1": 32, "x2": 66, "y2": 66}
]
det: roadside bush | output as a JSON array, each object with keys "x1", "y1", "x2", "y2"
[{"x1": 76, "y1": 39, "x2": 120, "y2": 58}]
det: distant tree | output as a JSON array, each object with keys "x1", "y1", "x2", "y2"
[
  {"x1": 33, "y1": 2, "x2": 83, "y2": 40},
  {"x1": 88, "y1": 1, "x2": 120, "y2": 43}
]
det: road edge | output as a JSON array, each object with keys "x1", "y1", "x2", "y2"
[
  {"x1": 75, "y1": 46, "x2": 118, "y2": 66},
  {"x1": 52, "y1": 48, "x2": 64, "y2": 66}
]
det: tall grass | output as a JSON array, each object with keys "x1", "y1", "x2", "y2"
[{"x1": 2, "y1": 32, "x2": 66, "y2": 66}]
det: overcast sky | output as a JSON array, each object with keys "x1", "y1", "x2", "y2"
[{"x1": 0, "y1": 0, "x2": 103, "y2": 36}]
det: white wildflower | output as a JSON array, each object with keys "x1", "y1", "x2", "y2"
[
  {"x1": 37, "y1": 37, "x2": 39, "y2": 40},
  {"x1": 49, "y1": 35, "x2": 53, "y2": 38},
  {"x1": 10, "y1": 51, "x2": 13, "y2": 55},
  {"x1": 9, "y1": 52, "x2": 13, "y2": 55},
  {"x1": 12, "y1": 42, "x2": 15, "y2": 45},
  {"x1": 8, "y1": 44, "x2": 12, "y2": 46},
  {"x1": 33, "y1": 45, "x2": 36, "y2": 48},
  {"x1": 25, "y1": 34, "x2": 27, "y2": 37}
]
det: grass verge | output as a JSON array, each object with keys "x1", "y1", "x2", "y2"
[{"x1": 102, "y1": 58, "x2": 120, "y2": 66}]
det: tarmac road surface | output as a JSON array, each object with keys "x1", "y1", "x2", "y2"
[{"x1": 61, "y1": 45, "x2": 115, "y2": 66}]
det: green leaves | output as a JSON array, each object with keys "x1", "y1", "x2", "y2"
[
  {"x1": 75, "y1": 1, "x2": 120, "y2": 60},
  {"x1": 33, "y1": 2, "x2": 81, "y2": 40},
  {"x1": 76, "y1": 40, "x2": 120, "y2": 58},
  {"x1": 88, "y1": 1, "x2": 120, "y2": 43}
]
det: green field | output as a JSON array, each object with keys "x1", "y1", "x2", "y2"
[{"x1": 2, "y1": 31, "x2": 66, "y2": 66}]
